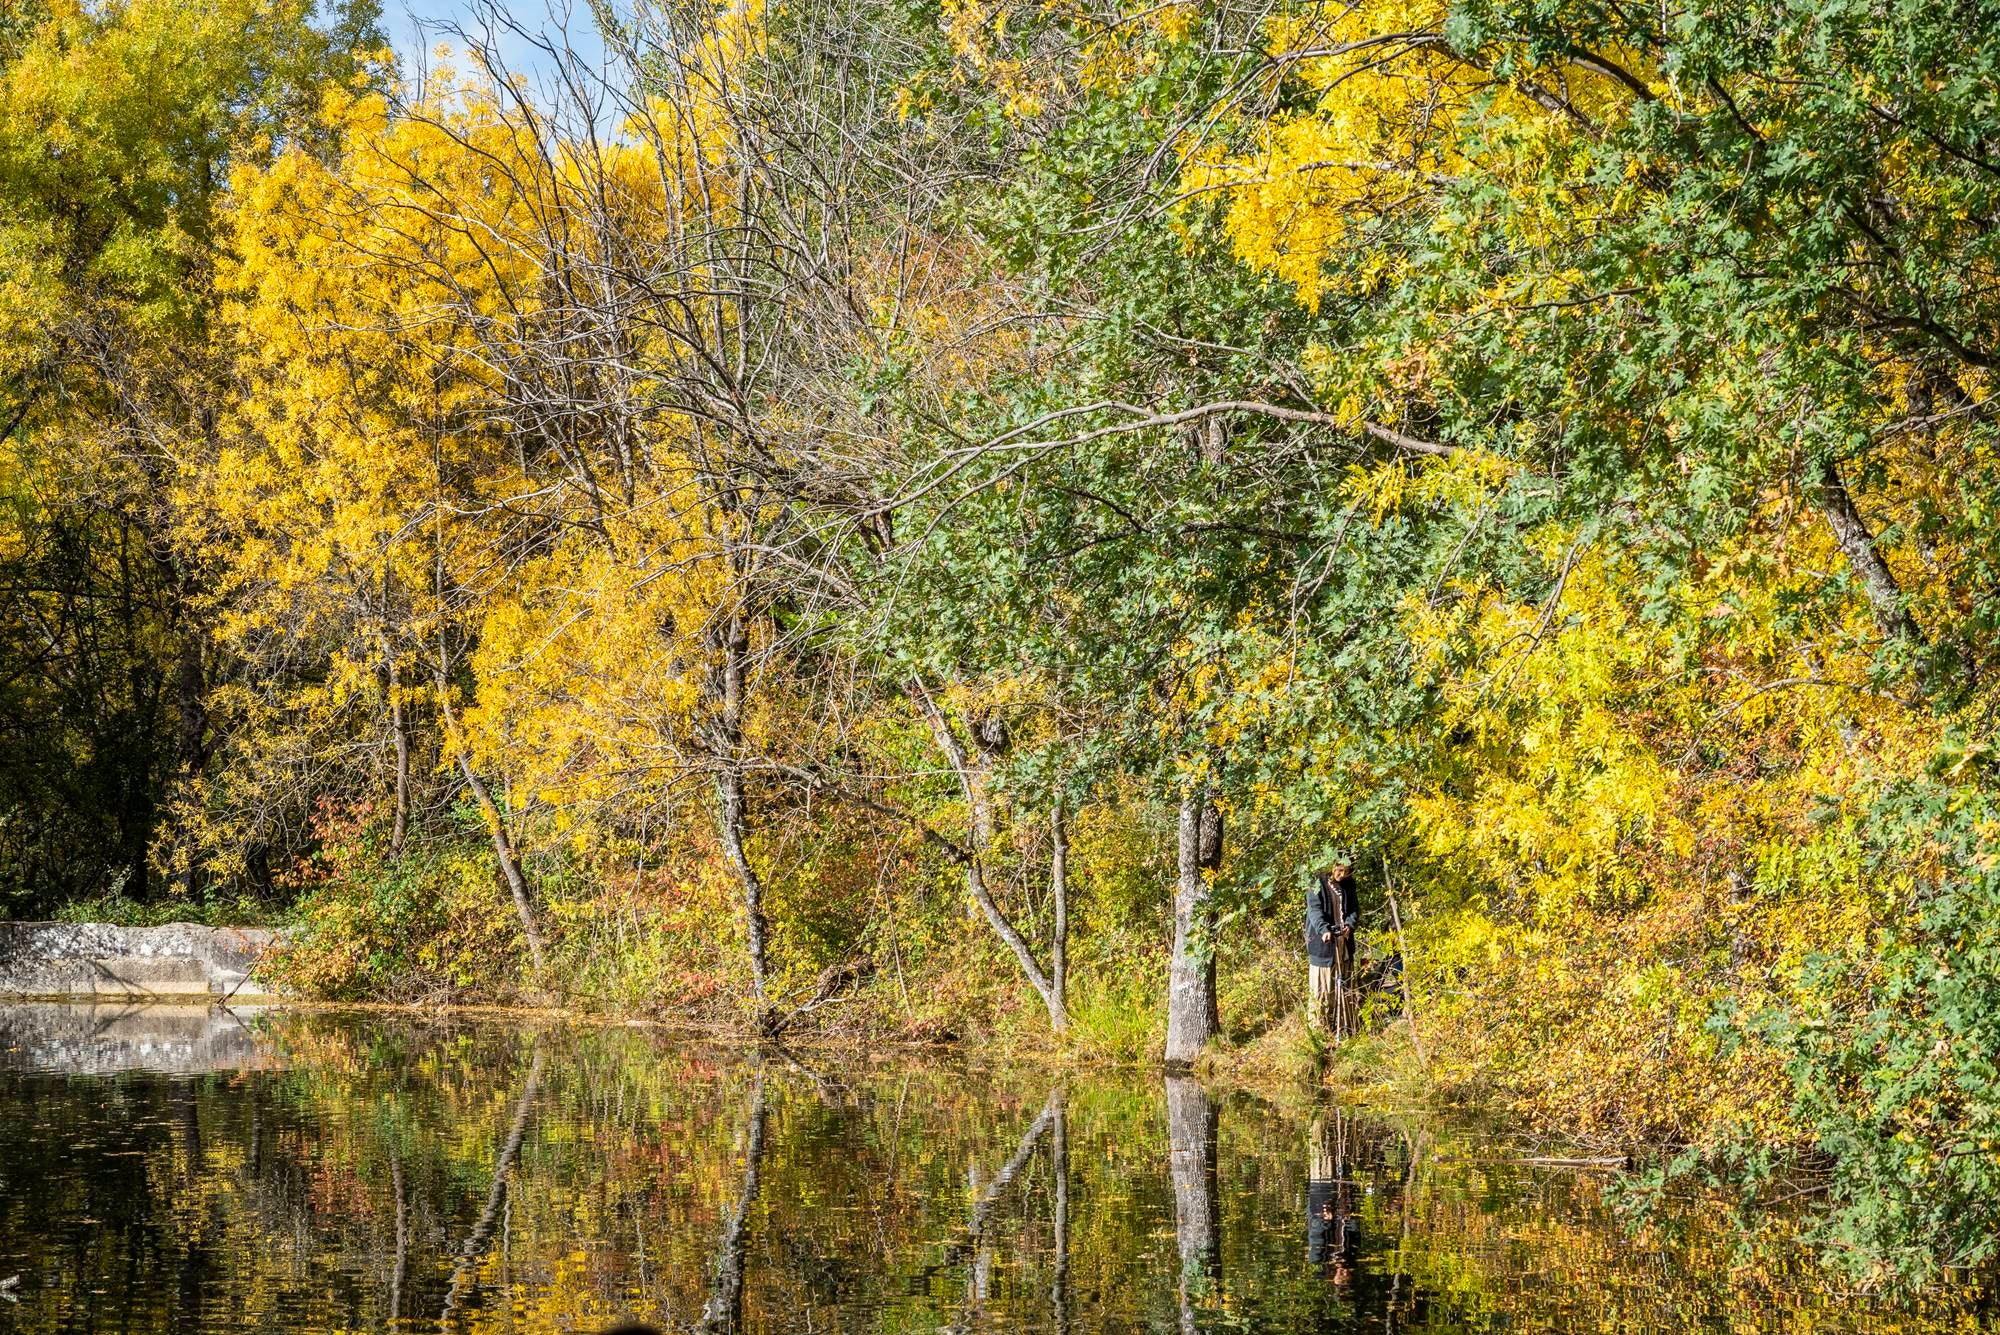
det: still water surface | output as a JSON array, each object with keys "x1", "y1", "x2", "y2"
[{"x1": 0, "y1": 1003, "x2": 1984, "y2": 1333}]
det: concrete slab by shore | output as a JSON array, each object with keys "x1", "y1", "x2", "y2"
[{"x1": 0, "y1": 922, "x2": 285, "y2": 1002}]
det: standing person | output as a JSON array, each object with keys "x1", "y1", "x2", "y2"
[{"x1": 1305, "y1": 858, "x2": 1361, "y2": 1036}]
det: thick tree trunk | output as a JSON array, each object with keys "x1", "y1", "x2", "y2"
[
  {"x1": 457, "y1": 756, "x2": 548, "y2": 978},
  {"x1": 711, "y1": 614, "x2": 772, "y2": 1022},
  {"x1": 1166, "y1": 1074, "x2": 1220, "y2": 1335},
  {"x1": 1165, "y1": 789, "x2": 1220, "y2": 1068},
  {"x1": 911, "y1": 680, "x2": 1067, "y2": 1033},
  {"x1": 1811, "y1": 456, "x2": 1926, "y2": 647}
]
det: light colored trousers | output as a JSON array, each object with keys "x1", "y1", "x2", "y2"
[{"x1": 1309, "y1": 933, "x2": 1356, "y2": 1035}]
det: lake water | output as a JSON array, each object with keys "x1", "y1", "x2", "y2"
[{"x1": 0, "y1": 1002, "x2": 1985, "y2": 1333}]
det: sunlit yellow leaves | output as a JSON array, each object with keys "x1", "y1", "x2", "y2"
[
  {"x1": 1168, "y1": 0, "x2": 1665, "y2": 321},
  {"x1": 194, "y1": 38, "x2": 830, "y2": 925},
  {"x1": 1176, "y1": 0, "x2": 1503, "y2": 309},
  {"x1": 212, "y1": 78, "x2": 555, "y2": 587},
  {"x1": 1386, "y1": 476, "x2": 1958, "y2": 1140},
  {"x1": 461, "y1": 504, "x2": 727, "y2": 827},
  {"x1": 1156, "y1": 3, "x2": 1200, "y2": 44},
  {"x1": 1406, "y1": 544, "x2": 1684, "y2": 916}
]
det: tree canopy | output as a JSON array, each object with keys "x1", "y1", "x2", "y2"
[{"x1": 6, "y1": 0, "x2": 2000, "y2": 1287}]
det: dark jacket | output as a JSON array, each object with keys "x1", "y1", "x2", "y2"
[
  {"x1": 1306, "y1": 1178, "x2": 1359, "y2": 1267},
  {"x1": 1306, "y1": 873, "x2": 1360, "y2": 965}
]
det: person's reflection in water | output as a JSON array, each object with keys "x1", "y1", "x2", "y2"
[{"x1": 1306, "y1": 1110, "x2": 1361, "y2": 1288}]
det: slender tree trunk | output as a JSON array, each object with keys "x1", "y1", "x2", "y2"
[
  {"x1": 1382, "y1": 860, "x2": 1428, "y2": 1072},
  {"x1": 913, "y1": 1090, "x2": 1059, "y2": 1307},
  {"x1": 389, "y1": 1155, "x2": 408, "y2": 1324},
  {"x1": 456, "y1": 756, "x2": 548, "y2": 978},
  {"x1": 1166, "y1": 1074, "x2": 1220, "y2": 1335},
  {"x1": 1050, "y1": 1085, "x2": 1069, "y2": 1335},
  {"x1": 910, "y1": 680, "x2": 1066, "y2": 1032},
  {"x1": 435, "y1": 649, "x2": 546, "y2": 980},
  {"x1": 169, "y1": 621, "x2": 208, "y2": 898},
  {"x1": 441, "y1": 1046, "x2": 545, "y2": 1322},
  {"x1": 113, "y1": 522, "x2": 154, "y2": 901},
  {"x1": 174, "y1": 631, "x2": 206, "y2": 789},
  {"x1": 958, "y1": 1092, "x2": 1058, "y2": 1253},
  {"x1": 716, "y1": 763, "x2": 771, "y2": 1017},
  {"x1": 1165, "y1": 789, "x2": 1220, "y2": 1068},
  {"x1": 1051, "y1": 801, "x2": 1069, "y2": 1026},
  {"x1": 701, "y1": 1070, "x2": 768, "y2": 1335},
  {"x1": 1811, "y1": 456, "x2": 1926, "y2": 648},
  {"x1": 178, "y1": 1083, "x2": 202, "y2": 1185},
  {"x1": 711, "y1": 613, "x2": 772, "y2": 1023},
  {"x1": 148, "y1": 542, "x2": 211, "y2": 903},
  {"x1": 385, "y1": 652, "x2": 410, "y2": 860}
]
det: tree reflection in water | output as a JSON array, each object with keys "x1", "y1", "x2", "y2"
[
  {"x1": 1166, "y1": 1074, "x2": 1219, "y2": 1335},
  {"x1": 0, "y1": 1008, "x2": 1986, "y2": 1335},
  {"x1": 699, "y1": 1067, "x2": 765, "y2": 1335}
]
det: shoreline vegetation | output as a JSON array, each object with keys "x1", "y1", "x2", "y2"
[{"x1": 4, "y1": 0, "x2": 2000, "y2": 1297}]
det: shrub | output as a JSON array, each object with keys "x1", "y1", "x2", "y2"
[
  {"x1": 1745, "y1": 779, "x2": 2000, "y2": 1288},
  {"x1": 260, "y1": 800, "x2": 526, "y2": 1002}
]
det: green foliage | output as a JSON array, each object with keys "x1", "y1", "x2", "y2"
[
  {"x1": 51, "y1": 885, "x2": 284, "y2": 929},
  {"x1": 263, "y1": 803, "x2": 529, "y2": 1002},
  {"x1": 1746, "y1": 782, "x2": 2000, "y2": 1287},
  {"x1": 1064, "y1": 950, "x2": 1167, "y2": 1063},
  {"x1": 12, "y1": 0, "x2": 2000, "y2": 1292}
]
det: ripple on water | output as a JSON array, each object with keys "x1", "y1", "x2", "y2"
[{"x1": 0, "y1": 1003, "x2": 1986, "y2": 1334}]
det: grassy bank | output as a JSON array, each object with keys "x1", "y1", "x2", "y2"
[{"x1": 192, "y1": 776, "x2": 1999, "y2": 1299}]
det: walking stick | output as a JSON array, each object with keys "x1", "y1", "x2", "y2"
[
  {"x1": 1382, "y1": 859, "x2": 1428, "y2": 1072},
  {"x1": 1333, "y1": 930, "x2": 1349, "y2": 1042}
]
